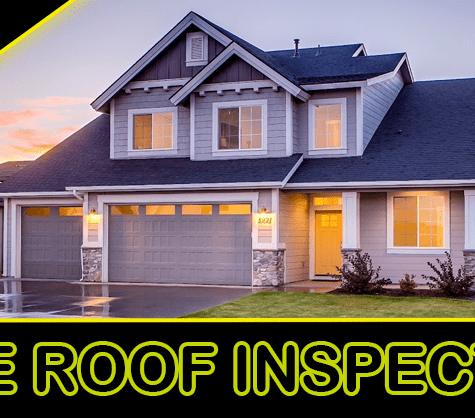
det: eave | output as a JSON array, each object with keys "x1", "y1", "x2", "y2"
[{"x1": 170, "y1": 42, "x2": 311, "y2": 105}]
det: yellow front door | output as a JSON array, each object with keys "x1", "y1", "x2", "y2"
[{"x1": 315, "y1": 211, "x2": 342, "y2": 275}]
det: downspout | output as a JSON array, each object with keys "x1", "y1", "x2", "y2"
[{"x1": 72, "y1": 190, "x2": 84, "y2": 202}]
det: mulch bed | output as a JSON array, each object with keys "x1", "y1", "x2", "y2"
[{"x1": 328, "y1": 287, "x2": 475, "y2": 301}]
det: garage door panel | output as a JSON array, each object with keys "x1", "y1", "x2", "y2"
[{"x1": 109, "y1": 204, "x2": 252, "y2": 285}]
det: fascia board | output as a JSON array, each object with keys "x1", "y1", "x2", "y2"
[
  {"x1": 91, "y1": 13, "x2": 232, "y2": 112},
  {"x1": 367, "y1": 54, "x2": 413, "y2": 86},
  {"x1": 0, "y1": 191, "x2": 75, "y2": 198},
  {"x1": 285, "y1": 179, "x2": 475, "y2": 189},
  {"x1": 302, "y1": 81, "x2": 367, "y2": 90},
  {"x1": 65, "y1": 182, "x2": 284, "y2": 192},
  {"x1": 170, "y1": 43, "x2": 309, "y2": 105}
]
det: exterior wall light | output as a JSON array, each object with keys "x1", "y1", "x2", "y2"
[{"x1": 87, "y1": 208, "x2": 101, "y2": 225}]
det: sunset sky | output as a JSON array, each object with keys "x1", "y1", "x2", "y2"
[{"x1": 1, "y1": 0, "x2": 475, "y2": 163}]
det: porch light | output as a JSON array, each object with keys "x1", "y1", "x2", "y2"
[
  {"x1": 87, "y1": 208, "x2": 101, "y2": 225},
  {"x1": 260, "y1": 206, "x2": 268, "y2": 215}
]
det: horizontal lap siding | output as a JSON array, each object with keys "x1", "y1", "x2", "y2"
[
  {"x1": 113, "y1": 88, "x2": 190, "y2": 159},
  {"x1": 362, "y1": 71, "x2": 404, "y2": 150},
  {"x1": 360, "y1": 191, "x2": 465, "y2": 284},
  {"x1": 194, "y1": 89, "x2": 287, "y2": 160},
  {"x1": 279, "y1": 192, "x2": 309, "y2": 283}
]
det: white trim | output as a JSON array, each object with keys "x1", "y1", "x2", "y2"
[
  {"x1": 127, "y1": 107, "x2": 178, "y2": 156},
  {"x1": 464, "y1": 190, "x2": 475, "y2": 250},
  {"x1": 3, "y1": 198, "x2": 8, "y2": 276},
  {"x1": 308, "y1": 98, "x2": 347, "y2": 155},
  {"x1": 352, "y1": 44, "x2": 367, "y2": 57},
  {"x1": 285, "y1": 91, "x2": 293, "y2": 156},
  {"x1": 285, "y1": 179, "x2": 475, "y2": 189},
  {"x1": 281, "y1": 155, "x2": 303, "y2": 187},
  {"x1": 186, "y1": 32, "x2": 209, "y2": 67},
  {"x1": 386, "y1": 191, "x2": 450, "y2": 254},
  {"x1": 97, "y1": 192, "x2": 259, "y2": 283},
  {"x1": 0, "y1": 192, "x2": 75, "y2": 198},
  {"x1": 190, "y1": 93, "x2": 196, "y2": 160},
  {"x1": 170, "y1": 42, "x2": 310, "y2": 105},
  {"x1": 356, "y1": 87, "x2": 363, "y2": 155},
  {"x1": 342, "y1": 192, "x2": 360, "y2": 249},
  {"x1": 302, "y1": 81, "x2": 367, "y2": 91},
  {"x1": 212, "y1": 99, "x2": 268, "y2": 156},
  {"x1": 91, "y1": 12, "x2": 232, "y2": 112},
  {"x1": 110, "y1": 99, "x2": 115, "y2": 159},
  {"x1": 123, "y1": 78, "x2": 190, "y2": 94},
  {"x1": 196, "y1": 80, "x2": 279, "y2": 97}
]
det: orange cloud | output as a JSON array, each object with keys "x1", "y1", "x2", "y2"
[{"x1": 0, "y1": 108, "x2": 62, "y2": 126}]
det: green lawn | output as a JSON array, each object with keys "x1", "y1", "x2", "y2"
[{"x1": 179, "y1": 291, "x2": 475, "y2": 319}]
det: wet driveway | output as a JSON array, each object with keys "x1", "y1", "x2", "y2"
[{"x1": 0, "y1": 279, "x2": 257, "y2": 319}]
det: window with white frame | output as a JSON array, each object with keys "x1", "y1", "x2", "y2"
[
  {"x1": 128, "y1": 108, "x2": 177, "y2": 153},
  {"x1": 388, "y1": 191, "x2": 449, "y2": 251},
  {"x1": 213, "y1": 100, "x2": 267, "y2": 153},
  {"x1": 308, "y1": 98, "x2": 347, "y2": 154},
  {"x1": 186, "y1": 32, "x2": 208, "y2": 66}
]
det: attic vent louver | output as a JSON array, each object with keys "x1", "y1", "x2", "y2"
[
  {"x1": 293, "y1": 39, "x2": 300, "y2": 57},
  {"x1": 191, "y1": 37, "x2": 204, "y2": 60}
]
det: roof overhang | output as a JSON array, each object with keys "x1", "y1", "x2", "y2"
[
  {"x1": 170, "y1": 43, "x2": 311, "y2": 105},
  {"x1": 90, "y1": 12, "x2": 233, "y2": 113}
]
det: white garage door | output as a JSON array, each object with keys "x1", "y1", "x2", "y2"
[{"x1": 108, "y1": 204, "x2": 252, "y2": 285}]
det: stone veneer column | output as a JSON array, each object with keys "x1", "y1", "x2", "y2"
[
  {"x1": 464, "y1": 191, "x2": 475, "y2": 283},
  {"x1": 253, "y1": 250, "x2": 285, "y2": 286},
  {"x1": 82, "y1": 247, "x2": 103, "y2": 282},
  {"x1": 463, "y1": 251, "x2": 475, "y2": 278}
]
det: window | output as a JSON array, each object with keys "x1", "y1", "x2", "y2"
[
  {"x1": 59, "y1": 207, "x2": 82, "y2": 217},
  {"x1": 182, "y1": 205, "x2": 212, "y2": 215},
  {"x1": 111, "y1": 206, "x2": 140, "y2": 216},
  {"x1": 128, "y1": 108, "x2": 177, "y2": 154},
  {"x1": 308, "y1": 98, "x2": 347, "y2": 154},
  {"x1": 219, "y1": 204, "x2": 251, "y2": 215},
  {"x1": 388, "y1": 192, "x2": 449, "y2": 252},
  {"x1": 146, "y1": 205, "x2": 176, "y2": 215},
  {"x1": 186, "y1": 32, "x2": 208, "y2": 66},
  {"x1": 213, "y1": 100, "x2": 267, "y2": 155}
]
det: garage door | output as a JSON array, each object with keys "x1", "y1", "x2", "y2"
[
  {"x1": 108, "y1": 204, "x2": 252, "y2": 285},
  {"x1": 21, "y1": 206, "x2": 83, "y2": 279}
]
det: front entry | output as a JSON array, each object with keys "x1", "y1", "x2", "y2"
[{"x1": 315, "y1": 210, "x2": 342, "y2": 275}]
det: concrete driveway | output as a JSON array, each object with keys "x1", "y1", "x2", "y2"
[{"x1": 0, "y1": 279, "x2": 257, "y2": 319}]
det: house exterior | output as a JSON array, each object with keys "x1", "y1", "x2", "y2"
[{"x1": 1, "y1": 12, "x2": 475, "y2": 286}]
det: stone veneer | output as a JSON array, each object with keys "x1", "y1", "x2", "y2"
[
  {"x1": 463, "y1": 250, "x2": 475, "y2": 278},
  {"x1": 82, "y1": 247, "x2": 103, "y2": 282},
  {"x1": 253, "y1": 250, "x2": 285, "y2": 286}
]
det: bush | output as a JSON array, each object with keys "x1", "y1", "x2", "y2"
[
  {"x1": 399, "y1": 274, "x2": 418, "y2": 294},
  {"x1": 334, "y1": 251, "x2": 391, "y2": 294},
  {"x1": 422, "y1": 252, "x2": 474, "y2": 296}
]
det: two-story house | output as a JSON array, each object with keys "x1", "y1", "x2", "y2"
[{"x1": 1, "y1": 12, "x2": 475, "y2": 286}]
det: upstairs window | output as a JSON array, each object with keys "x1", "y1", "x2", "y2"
[
  {"x1": 128, "y1": 108, "x2": 177, "y2": 154},
  {"x1": 212, "y1": 100, "x2": 267, "y2": 155},
  {"x1": 308, "y1": 98, "x2": 347, "y2": 155},
  {"x1": 186, "y1": 32, "x2": 208, "y2": 67}
]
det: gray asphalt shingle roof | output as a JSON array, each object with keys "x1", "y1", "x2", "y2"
[{"x1": 289, "y1": 78, "x2": 475, "y2": 184}]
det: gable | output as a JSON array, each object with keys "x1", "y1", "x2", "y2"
[
  {"x1": 205, "y1": 55, "x2": 268, "y2": 84},
  {"x1": 134, "y1": 25, "x2": 226, "y2": 82}
]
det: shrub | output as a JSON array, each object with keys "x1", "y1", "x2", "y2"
[
  {"x1": 399, "y1": 274, "x2": 418, "y2": 294},
  {"x1": 422, "y1": 252, "x2": 474, "y2": 296},
  {"x1": 333, "y1": 251, "x2": 391, "y2": 294}
]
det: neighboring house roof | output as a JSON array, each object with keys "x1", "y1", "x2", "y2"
[
  {"x1": 287, "y1": 78, "x2": 475, "y2": 186},
  {"x1": 0, "y1": 160, "x2": 31, "y2": 182},
  {"x1": 0, "y1": 115, "x2": 303, "y2": 194}
]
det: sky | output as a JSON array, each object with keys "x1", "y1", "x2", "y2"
[{"x1": 1, "y1": 0, "x2": 475, "y2": 163}]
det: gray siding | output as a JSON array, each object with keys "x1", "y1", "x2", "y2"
[
  {"x1": 135, "y1": 29, "x2": 225, "y2": 81},
  {"x1": 193, "y1": 88, "x2": 287, "y2": 160},
  {"x1": 206, "y1": 56, "x2": 268, "y2": 83},
  {"x1": 295, "y1": 89, "x2": 357, "y2": 157},
  {"x1": 359, "y1": 191, "x2": 465, "y2": 284},
  {"x1": 279, "y1": 192, "x2": 309, "y2": 283},
  {"x1": 113, "y1": 88, "x2": 190, "y2": 159},
  {"x1": 362, "y1": 71, "x2": 404, "y2": 150}
]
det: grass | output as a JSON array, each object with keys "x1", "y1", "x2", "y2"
[{"x1": 179, "y1": 291, "x2": 475, "y2": 319}]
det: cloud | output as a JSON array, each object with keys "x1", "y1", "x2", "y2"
[
  {"x1": 0, "y1": 108, "x2": 62, "y2": 127},
  {"x1": 19, "y1": 96, "x2": 92, "y2": 107}
]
